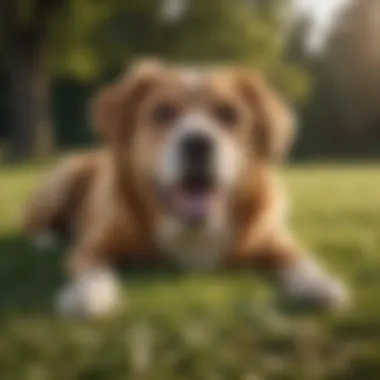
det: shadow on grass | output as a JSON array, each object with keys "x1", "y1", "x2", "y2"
[
  {"x1": 0, "y1": 233, "x2": 187, "y2": 316},
  {"x1": 0, "y1": 232, "x2": 366, "y2": 319},
  {"x1": 0, "y1": 233, "x2": 65, "y2": 315}
]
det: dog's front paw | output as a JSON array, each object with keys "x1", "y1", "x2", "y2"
[
  {"x1": 278, "y1": 259, "x2": 350, "y2": 311},
  {"x1": 56, "y1": 268, "x2": 122, "y2": 318}
]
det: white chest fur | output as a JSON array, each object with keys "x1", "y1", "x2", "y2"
[{"x1": 155, "y1": 215, "x2": 232, "y2": 270}]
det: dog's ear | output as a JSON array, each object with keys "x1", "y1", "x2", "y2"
[
  {"x1": 91, "y1": 59, "x2": 163, "y2": 143},
  {"x1": 237, "y1": 70, "x2": 295, "y2": 161}
]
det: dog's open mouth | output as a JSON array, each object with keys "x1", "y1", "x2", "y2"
[
  {"x1": 157, "y1": 178, "x2": 222, "y2": 224},
  {"x1": 171, "y1": 189, "x2": 219, "y2": 222}
]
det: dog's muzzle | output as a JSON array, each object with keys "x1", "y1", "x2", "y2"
[
  {"x1": 168, "y1": 132, "x2": 218, "y2": 224},
  {"x1": 158, "y1": 131, "x2": 224, "y2": 225},
  {"x1": 155, "y1": 111, "x2": 241, "y2": 225}
]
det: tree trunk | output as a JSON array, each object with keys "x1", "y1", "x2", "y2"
[{"x1": 10, "y1": 43, "x2": 54, "y2": 159}]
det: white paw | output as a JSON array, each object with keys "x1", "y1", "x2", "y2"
[
  {"x1": 279, "y1": 259, "x2": 350, "y2": 310},
  {"x1": 56, "y1": 268, "x2": 122, "y2": 318}
]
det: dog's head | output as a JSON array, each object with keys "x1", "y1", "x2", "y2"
[{"x1": 92, "y1": 60, "x2": 294, "y2": 225}]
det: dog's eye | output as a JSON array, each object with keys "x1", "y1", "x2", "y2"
[
  {"x1": 152, "y1": 103, "x2": 179, "y2": 125},
  {"x1": 213, "y1": 103, "x2": 239, "y2": 127}
]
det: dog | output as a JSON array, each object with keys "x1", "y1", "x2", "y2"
[{"x1": 23, "y1": 60, "x2": 349, "y2": 317}]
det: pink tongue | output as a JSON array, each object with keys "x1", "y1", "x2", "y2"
[{"x1": 174, "y1": 193, "x2": 212, "y2": 218}]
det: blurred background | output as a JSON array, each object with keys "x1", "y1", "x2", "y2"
[
  {"x1": 1, "y1": 1, "x2": 380, "y2": 379},
  {"x1": 0, "y1": 0, "x2": 379, "y2": 161}
]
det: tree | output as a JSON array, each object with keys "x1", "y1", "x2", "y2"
[
  {"x1": 1, "y1": 0, "x2": 310, "y2": 158},
  {"x1": 327, "y1": 0, "x2": 380, "y2": 145},
  {"x1": 1, "y1": 0, "x2": 68, "y2": 159},
  {"x1": 299, "y1": 0, "x2": 380, "y2": 157}
]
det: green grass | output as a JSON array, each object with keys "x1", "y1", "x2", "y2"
[{"x1": 0, "y1": 163, "x2": 380, "y2": 380}]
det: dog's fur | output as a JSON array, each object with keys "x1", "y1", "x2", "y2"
[{"x1": 23, "y1": 60, "x2": 348, "y2": 317}]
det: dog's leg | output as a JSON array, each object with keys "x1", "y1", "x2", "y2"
[
  {"x1": 23, "y1": 154, "x2": 96, "y2": 249},
  {"x1": 246, "y1": 232, "x2": 350, "y2": 310},
  {"x1": 56, "y1": 241, "x2": 122, "y2": 318}
]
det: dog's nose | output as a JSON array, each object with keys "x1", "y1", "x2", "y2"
[
  {"x1": 180, "y1": 133, "x2": 215, "y2": 192},
  {"x1": 181, "y1": 133, "x2": 213, "y2": 165}
]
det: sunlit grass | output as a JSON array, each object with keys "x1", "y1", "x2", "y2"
[{"x1": 0, "y1": 162, "x2": 379, "y2": 379}]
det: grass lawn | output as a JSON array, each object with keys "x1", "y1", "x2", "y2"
[{"x1": 0, "y1": 162, "x2": 380, "y2": 380}]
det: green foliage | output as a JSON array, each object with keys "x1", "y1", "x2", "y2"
[
  {"x1": 48, "y1": 0, "x2": 309, "y2": 100},
  {"x1": 0, "y1": 0, "x2": 311, "y2": 151},
  {"x1": 1, "y1": 163, "x2": 380, "y2": 379},
  {"x1": 50, "y1": 0, "x2": 115, "y2": 80}
]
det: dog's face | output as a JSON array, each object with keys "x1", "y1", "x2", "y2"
[{"x1": 92, "y1": 60, "x2": 294, "y2": 225}]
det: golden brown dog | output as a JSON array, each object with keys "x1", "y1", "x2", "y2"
[{"x1": 23, "y1": 60, "x2": 349, "y2": 317}]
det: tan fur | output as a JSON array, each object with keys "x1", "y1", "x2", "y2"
[
  {"x1": 23, "y1": 150, "x2": 100, "y2": 239},
  {"x1": 24, "y1": 60, "x2": 347, "y2": 313}
]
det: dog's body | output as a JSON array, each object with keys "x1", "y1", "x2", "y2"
[
  {"x1": 25, "y1": 149, "x2": 289, "y2": 268},
  {"x1": 24, "y1": 60, "x2": 348, "y2": 317}
]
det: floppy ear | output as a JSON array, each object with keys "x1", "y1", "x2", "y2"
[
  {"x1": 238, "y1": 70, "x2": 295, "y2": 161},
  {"x1": 91, "y1": 59, "x2": 163, "y2": 143}
]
